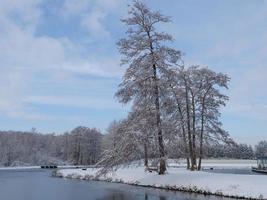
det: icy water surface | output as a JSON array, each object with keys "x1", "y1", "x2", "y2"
[
  {"x1": 203, "y1": 168, "x2": 260, "y2": 175},
  {"x1": 0, "y1": 169, "x2": 233, "y2": 200}
]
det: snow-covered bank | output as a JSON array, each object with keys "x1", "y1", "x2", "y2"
[
  {"x1": 56, "y1": 160, "x2": 266, "y2": 200},
  {"x1": 0, "y1": 166, "x2": 40, "y2": 170},
  {"x1": 0, "y1": 165, "x2": 88, "y2": 171}
]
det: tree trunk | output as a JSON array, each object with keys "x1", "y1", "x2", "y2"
[
  {"x1": 191, "y1": 95, "x2": 197, "y2": 170},
  {"x1": 198, "y1": 157, "x2": 202, "y2": 171},
  {"x1": 77, "y1": 140, "x2": 81, "y2": 165},
  {"x1": 147, "y1": 29, "x2": 166, "y2": 175},
  {"x1": 74, "y1": 136, "x2": 80, "y2": 165},
  {"x1": 198, "y1": 96, "x2": 206, "y2": 171},
  {"x1": 153, "y1": 64, "x2": 166, "y2": 174},
  {"x1": 198, "y1": 87, "x2": 211, "y2": 170},
  {"x1": 198, "y1": 119, "x2": 204, "y2": 170},
  {"x1": 171, "y1": 87, "x2": 190, "y2": 169},
  {"x1": 184, "y1": 79, "x2": 194, "y2": 170},
  {"x1": 144, "y1": 143, "x2": 148, "y2": 168}
]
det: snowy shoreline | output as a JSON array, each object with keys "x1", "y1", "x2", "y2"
[
  {"x1": 0, "y1": 165, "x2": 85, "y2": 171},
  {"x1": 0, "y1": 166, "x2": 41, "y2": 170},
  {"x1": 55, "y1": 160, "x2": 267, "y2": 200}
]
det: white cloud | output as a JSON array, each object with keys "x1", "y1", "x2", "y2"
[
  {"x1": 0, "y1": 29, "x2": 67, "y2": 70},
  {"x1": 224, "y1": 65, "x2": 267, "y2": 121},
  {"x1": 173, "y1": 1, "x2": 267, "y2": 126},
  {"x1": 61, "y1": 0, "x2": 125, "y2": 40},
  {"x1": 61, "y1": 0, "x2": 124, "y2": 16},
  {"x1": 25, "y1": 95, "x2": 122, "y2": 110},
  {"x1": 0, "y1": 0, "x2": 66, "y2": 118},
  {"x1": 0, "y1": 70, "x2": 28, "y2": 117},
  {"x1": 0, "y1": 0, "x2": 41, "y2": 29},
  {"x1": 60, "y1": 58, "x2": 123, "y2": 78},
  {"x1": 0, "y1": 0, "x2": 125, "y2": 120},
  {"x1": 61, "y1": 0, "x2": 89, "y2": 16},
  {"x1": 81, "y1": 10, "x2": 110, "y2": 38}
]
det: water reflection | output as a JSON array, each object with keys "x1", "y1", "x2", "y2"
[
  {"x1": 97, "y1": 189, "x2": 228, "y2": 200},
  {"x1": 203, "y1": 168, "x2": 259, "y2": 175},
  {"x1": 99, "y1": 192, "x2": 168, "y2": 200},
  {"x1": 159, "y1": 195, "x2": 167, "y2": 200}
]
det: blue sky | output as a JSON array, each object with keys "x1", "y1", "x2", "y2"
[{"x1": 0, "y1": 0, "x2": 266, "y2": 145}]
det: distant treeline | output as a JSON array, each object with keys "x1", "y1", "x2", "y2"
[
  {"x1": 168, "y1": 140, "x2": 266, "y2": 160},
  {"x1": 0, "y1": 126, "x2": 102, "y2": 167},
  {"x1": 0, "y1": 126, "x2": 266, "y2": 167}
]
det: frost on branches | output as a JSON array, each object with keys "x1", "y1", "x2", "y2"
[{"x1": 97, "y1": 1, "x2": 234, "y2": 175}]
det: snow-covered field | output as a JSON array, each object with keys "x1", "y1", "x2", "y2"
[{"x1": 56, "y1": 159, "x2": 267, "y2": 199}]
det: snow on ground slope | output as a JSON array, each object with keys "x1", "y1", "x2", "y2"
[{"x1": 56, "y1": 160, "x2": 266, "y2": 199}]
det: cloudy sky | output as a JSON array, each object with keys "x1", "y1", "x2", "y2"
[{"x1": 0, "y1": 0, "x2": 266, "y2": 145}]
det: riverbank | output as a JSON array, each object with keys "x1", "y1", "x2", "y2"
[
  {"x1": 0, "y1": 165, "x2": 89, "y2": 171},
  {"x1": 55, "y1": 160, "x2": 267, "y2": 200}
]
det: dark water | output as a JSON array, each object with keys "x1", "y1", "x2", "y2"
[
  {"x1": 203, "y1": 168, "x2": 260, "y2": 175},
  {"x1": 0, "y1": 169, "x2": 232, "y2": 200}
]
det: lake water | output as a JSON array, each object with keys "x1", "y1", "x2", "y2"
[
  {"x1": 203, "y1": 168, "x2": 259, "y2": 175},
  {"x1": 0, "y1": 169, "x2": 232, "y2": 200}
]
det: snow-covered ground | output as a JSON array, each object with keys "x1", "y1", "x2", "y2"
[{"x1": 56, "y1": 159, "x2": 267, "y2": 199}]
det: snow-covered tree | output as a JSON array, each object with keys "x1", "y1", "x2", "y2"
[
  {"x1": 69, "y1": 126, "x2": 102, "y2": 165},
  {"x1": 255, "y1": 141, "x2": 267, "y2": 157},
  {"x1": 163, "y1": 66, "x2": 232, "y2": 170},
  {"x1": 0, "y1": 127, "x2": 103, "y2": 167},
  {"x1": 97, "y1": 118, "x2": 144, "y2": 174},
  {"x1": 204, "y1": 143, "x2": 254, "y2": 159},
  {"x1": 116, "y1": 0, "x2": 181, "y2": 174}
]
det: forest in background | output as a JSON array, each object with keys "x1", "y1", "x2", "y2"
[
  {"x1": 0, "y1": 127, "x2": 102, "y2": 167},
  {"x1": 0, "y1": 127, "x2": 266, "y2": 167}
]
